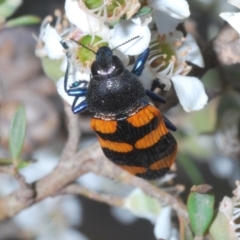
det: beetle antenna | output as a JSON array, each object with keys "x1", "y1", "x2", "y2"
[
  {"x1": 111, "y1": 36, "x2": 140, "y2": 51},
  {"x1": 70, "y1": 38, "x2": 97, "y2": 54}
]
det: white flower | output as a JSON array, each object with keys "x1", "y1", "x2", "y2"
[
  {"x1": 43, "y1": 0, "x2": 150, "y2": 66},
  {"x1": 139, "y1": 30, "x2": 208, "y2": 112},
  {"x1": 42, "y1": 24, "x2": 65, "y2": 59},
  {"x1": 171, "y1": 75, "x2": 208, "y2": 112},
  {"x1": 54, "y1": 20, "x2": 150, "y2": 105},
  {"x1": 220, "y1": 0, "x2": 240, "y2": 35},
  {"x1": 154, "y1": 206, "x2": 179, "y2": 240},
  {"x1": 154, "y1": 206, "x2": 171, "y2": 239},
  {"x1": 110, "y1": 20, "x2": 151, "y2": 55},
  {"x1": 220, "y1": 12, "x2": 240, "y2": 35},
  {"x1": 35, "y1": 10, "x2": 72, "y2": 58},
  {"x1": 124, "y1": 188, "x2": 162, "y2": 223},
  {"x1": 228, "y1": 0, "x2": 240, "y2": 9},
  {"x1": 148, "y1": 0, "x2": 190, "y2": 19},
  {"x1": 76, "y1": 0, "x2": 141, "y2": 22},
  {"x1": 65, "y1": 0, "x2": 106, "y2": 34},
  {"x1": 110, "y1": 207, "x2": 137, "y2": 225},
  {"x1": 149, "y1": 0, "x2": 190, "y2": 34},
  {"x1": 39, "y1": 0, "x2": 150, "y2": 108}
]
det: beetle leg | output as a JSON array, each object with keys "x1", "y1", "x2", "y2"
[
  {"x1": 163, "y1": 115, "x2": 177, "y2": 131},
  {"x1": 72, "y1": 98, "x2": 88, "y2": 114},
  {"x1": 151, "y1": 78, "x2": 166, "y2": 92},
  {"x1": 60, "y1": 40, "x2": 69, "y2": 50},
  {"x1": 67, "y1": 88, "x2": 88, "y2": 97},
  {"x1": 60, "y1": 40, "x2": 72, "y2": 93},
  {"x1": 63, "y1": 55, "x2": 71, "y2": 92},
  {"x1": 60, "y1": 40, "x2": 89, "y2": 112},
  {"x1": 145, "y1": 89, "x2": 166, "y2": 104},
  {"x1": 131, "y1": 48, "x2": 150, "y2": 77},
  {"x1": 67, "y1": 80, "x2": 88, "y2": 96},
  {"x1": 69, "y1": 80, "x2": 88, "y2": 90}
]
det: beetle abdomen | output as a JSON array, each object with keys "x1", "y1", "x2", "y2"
[{"x1": 90, "y1": 104, "x2": 177, "y2": 180}]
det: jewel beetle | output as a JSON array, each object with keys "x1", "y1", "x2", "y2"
[{"x1": 60, "y1": 38, "x2": 177, "y2": 180}]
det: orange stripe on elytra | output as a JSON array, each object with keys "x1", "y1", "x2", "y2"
[
  {"x1": 98, "y1": 137, "x2": 133, "y2": 153},
  {"x1": 127, "y1": 105, "x2": 159, "y2": 127},
  {"x1": 134, "y1": 116, "x2": 168, "y2": 149},
  {"x1": 149, "y1": 145, "x2": 177, "y2": 171},
  {"x1": 90, "y1": 118, "x2": 117, "y2": 134},
  {"x1": 119, "y1": 165, "x2": 146, "y2": 175}
]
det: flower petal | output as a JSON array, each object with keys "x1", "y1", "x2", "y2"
[
  {"x1": 110, "y1": 20, "x2": 151, "y2": 55},
  {"x1": 148, "y1": 0, "x2": 190, "y2": 19},
  {"x1": 220, "y1": 12, "x2": 240, "y2": 35},
  {"x1": 228, "y1": 0, "x2": 240, "y2": 9},
  {"x1": 42, "y1": 24, "x2": 64, "y2": 59},
  {"x1": 65, "y1": 0, "x2": 103, "y2": 33},
  {"x1": 154, "y1": 206, "x2": 172, "y2": 239},
  {"x1": 182, "y1": 33, "x2": 205, "y2": 68},
  {"x1": 131, "y1": 15, "x2": 152, "y2": 26},
  {"x1": 137, "y1": 66, "x2": 155, "y2": 90},
  {"x1": 153, "y1": 11, "x2": 183, "y2": 34},
  {"x1": 171, "y1": 75, "x2": 208, "y2": 112}
]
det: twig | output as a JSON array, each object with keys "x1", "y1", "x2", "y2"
[
  {"x1": 84, "y1": 156, "x2": 188, "y2": 220},
  {"x1": 0, "y1": 142, "x2": 188, "y2": 221},
  {"x1": 61, "y1": 183, "x2": 124, "y2": 207},
  {"x1": 59, "y1": 102, "x2": 80, "y2": 165},
  {"x1": 0, "y1": 165, "x2": 15, "y2": 175},
  {"x1": 14, "y1": 173, "x2": 35, "y2": 205},
  {"x1": 0, "y1": 142, "x2": 98, "y2": 219},
  {"x1": 0, "y1": 98, "x2": 188, "y2": 221}
]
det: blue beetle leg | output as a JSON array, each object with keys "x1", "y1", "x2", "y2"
[
  {"x1": 76, "y1": 80, "x2": 88, "y2": 87},
  {"x1": 151, "y1": 78, "x2": 166, "y2": 92},
  {"x1": 63, "y1": 55, "x2": 71, "y2": 92},
  {"x1": 163, "y1": 115, "x2": 177, "y2": 131},
  {"x1": 60, "y1": 40, "x2": 69, "y2": 50},
  {"x1": 72, "y1": 98, "x2": 88, "y2": 114},
  {"x1": 69, "y1": 80, "x2": 89, "y2": 89},
  {"x1": 131, "y1": 48, "x2": 150, "y2": 77},
  {"x1": 67, "y1": 88, "x2": 87, "y2": 97},
  {"x1": 60, "y1": 40, "x2": 71, "y2": 92},
  {"x1": 145, "y1": 89, "x2": 167, "y2": 104}
]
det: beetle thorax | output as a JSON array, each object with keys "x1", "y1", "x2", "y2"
[{"x1": 86, "y1": 69, "x2": 146, "y2": 116}]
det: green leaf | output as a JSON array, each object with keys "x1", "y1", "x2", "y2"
[
  {"x1": 187, "y1": 185, "x2": 215, "y2": 238},
  {"x1": 41, "y1": 57, "x2": 64, "y2": 82},
  {"x1": 178, "y1": 154, "x2": 205, "y2": 184},
  {"x1": 6, "y1": 15, "x2": 41, "y2": 27},
  {"x1": 0, "y1": 0, "x2": 22, "y2": 22},
  {"x1": 17, "y1": 160, "x2": 31, "y2": 169},
  {"x1": 9, "y1": 106, "x2": 26, "y2": 163},
  {"x1": 209, "y1": 197, "x2": 236, "y2": 240}
]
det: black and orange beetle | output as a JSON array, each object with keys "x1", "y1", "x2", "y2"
[{"x1": 60, "y1": 38, "x2": 177, "y2": 180}]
